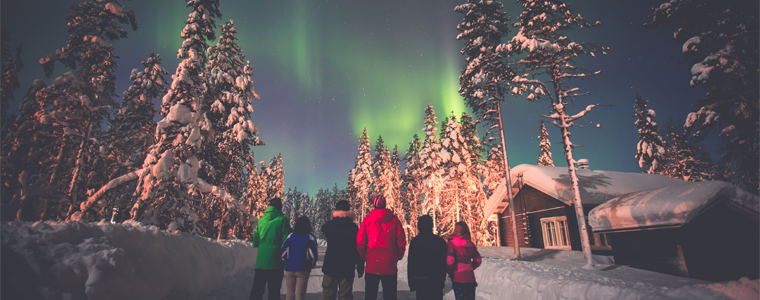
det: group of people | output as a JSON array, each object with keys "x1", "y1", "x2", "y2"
[{"x1": 248, "y1": 195, "x2": 483, "y2": 300}]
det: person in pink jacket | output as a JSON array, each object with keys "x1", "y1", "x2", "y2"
[
  {"x1": 357, "y1": 195, "x2": 406, "y2": 300},
  {"x1": 446, "y1": 222, "x2": 482, "y2": 300}
]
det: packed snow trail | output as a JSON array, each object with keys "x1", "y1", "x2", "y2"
[{"x1": 1, "y1": 221, "x2": 757, "y2": 300}]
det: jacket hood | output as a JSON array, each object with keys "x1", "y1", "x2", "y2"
[
  {"x1": 367, "y1": 208, "x2": 396, "y2": 223},
  {"x1": 332, "y1": 210, "x2": 356, "y2": 220},
  {"x1": 264, "y1": 206, "x2": 284, "y2": 220},
  {"x1": 451, "y1": 235, "x2": 472, "y2": 247}
]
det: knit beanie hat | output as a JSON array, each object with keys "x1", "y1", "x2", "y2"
[
  {"x1": 418, "y1": 215, "x2": 434, "y2": 234},
  {"x1": 269, "y1": 197, "x2": 283, "y2": 210},
  {"x1": 372, "y1": 195, "x2": 386, "y2": 209},
  {"x1": 335, "y1": 200, "x2": 351, "y2": 211}
]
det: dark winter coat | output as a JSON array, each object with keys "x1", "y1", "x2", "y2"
[
  {"x1": 321, "y1": 210, "x2": 364, "y2": 278},
  {"x1": 407, "y1": 232, "x2": 448, "y2": 291},
  {"x1": 446, "y1": 236, "x2": 482, "y2": 283},
  {"x1": 357, "y1": 208, "x2": 406, "y2": 275},
  {"x1": 253, "y1": 206, "x2": 292, "y2": 269},
  {"x1": 280, "y1": 232, "x2": 319, "y2": 271}
]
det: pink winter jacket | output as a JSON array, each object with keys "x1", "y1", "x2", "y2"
[{"x1": 446, "y1": 236, "x2": 482, "y2": 283}]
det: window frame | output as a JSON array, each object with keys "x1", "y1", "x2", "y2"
[{"x1": 540, "y1": 216, "x2": 571, "y2": 250}]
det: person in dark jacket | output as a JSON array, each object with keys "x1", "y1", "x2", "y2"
[
  {"x1": 250, "y1": 198, "x2": 292, "y2": 300},
  {"x1": 321, "y1": 200, "x2": 364, "y2": 300},
  {"x1": 407, "y1": 215, "x2": 447, "y2": 300},
  {"x1": 281, "y1": 216, "x2": 318, "y2": 300},
  {"x1": 357, "y1": 195, "x2": 406, "y2": 300}
]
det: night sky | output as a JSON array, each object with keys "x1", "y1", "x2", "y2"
[{"x1": 2, "y1": 0, "x2": 709, "y2": 195}]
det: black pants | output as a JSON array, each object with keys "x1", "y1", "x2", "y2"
[
  {"x1": 249, "y1": 268, "x2": 284, "y2": 300},
  {"x1": 364, "y1": 273, "x2": 397, "y2": 300},
  {"x1": 452, "y1": 281, "x2": 477, "y2": 300},
  {"x1": 414, "y1": 278, "x2": 443, "y2": 300}
]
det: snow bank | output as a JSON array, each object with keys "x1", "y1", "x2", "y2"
[{"x1": 1, "y1": 220, "x2": 256, "y2": 300}]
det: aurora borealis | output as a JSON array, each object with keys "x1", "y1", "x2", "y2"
[{"x1": 2, "y1": 0, "x2": 711, "y2": 195}]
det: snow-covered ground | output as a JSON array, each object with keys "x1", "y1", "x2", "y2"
[{"x1": 2, "y1": 221, "x2": 757, "y2": 300}]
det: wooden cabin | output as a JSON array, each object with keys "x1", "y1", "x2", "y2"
[
  {"x1": 485, "y1": 164, "x2": 685, "y2": 255},
  {"x1": 589, "y1": 181, "x2": 760, "y2": 281}
]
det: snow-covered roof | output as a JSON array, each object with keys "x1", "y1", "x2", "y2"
[
  {"x1": 589, "y1": 180, "x2": 759, "y2": 233},
  {"x1": 485, "y1": 164, "x2": 686, "y2": 218}
]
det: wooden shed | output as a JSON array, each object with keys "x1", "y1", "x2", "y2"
[
  {"x1": 484, "y1": 164, "x2": 685, "y2": 254},
  {"x1": 589, "y1": 181, "x2": 760, "y2": 281}
]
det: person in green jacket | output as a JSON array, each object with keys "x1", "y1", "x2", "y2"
[{"x1": 249, "y1": 198, "x2": 292, "y2": 300}]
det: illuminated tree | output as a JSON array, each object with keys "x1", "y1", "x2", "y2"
[
  {"x1": 418, "y1": 104, "x2": 444, "y2": 233},
  {"x1": 455, "y1": 0, "x2": 521, "y2": 255},
  {"x1": 348, "y1": 127, "x2": 373, "y2": 221},
  {"x1": 537, "y1": 120, "x2": 554, "y2": 167}
]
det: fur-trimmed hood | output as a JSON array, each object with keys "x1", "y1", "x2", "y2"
[{"x1": 332, "y1": 210, "x2": 356, "y2": 220}]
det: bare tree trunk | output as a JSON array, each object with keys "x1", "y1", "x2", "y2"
[
  {"x1": 67, "y1": 122, "x2": 92, "y2": 219},
  {"x1": 496, "y1": 102, "x2": 520, "y2": 259},
  {"x1": 552, "y1": 79, "x2": 594, "y2": 269}
]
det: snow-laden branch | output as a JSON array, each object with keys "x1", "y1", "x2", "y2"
[
  {"x1": 567, "y1": 104, "x2": 599, "y2": 121},
  {"x1": 80, "y1": 168, "x2": 145, "y2": 213}
]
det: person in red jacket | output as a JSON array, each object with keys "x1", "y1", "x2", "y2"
[
  {"x1": 357, "y1": 195, "x2": 406, "y2": 300},
  {"x1": 446, "y1": 222, "x2": 482, "y2": 300}
]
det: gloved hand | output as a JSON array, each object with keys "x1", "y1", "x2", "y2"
[{"x1": 357, "y1": 263, "x2": 365, "y2": 278}]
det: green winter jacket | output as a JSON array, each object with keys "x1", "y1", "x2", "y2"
[{"x1": 253, "y1": 206, "x2": 292, "y2": 269}]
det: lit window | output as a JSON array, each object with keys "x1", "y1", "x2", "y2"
[{"x1": 540, "y1": 216, "x2": 571, "y2": 250}]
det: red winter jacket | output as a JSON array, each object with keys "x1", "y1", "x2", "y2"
[
  {"x1": 446, "y1": 236, "x2": 482, "y2": 283},
  {"x1": 357, "y1": 208, "x2": 407, "y2": 275}
]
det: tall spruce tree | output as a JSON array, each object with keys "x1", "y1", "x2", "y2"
[
  {"x1": 502, "y1": 0, "x2": 608, "y2": 268},
  {"x1": 646, "y1": 0, "x2": 758, "y2": 193},
  {"x1": 349, "y1": 127, "x2": 373, "y2": 221},
  {"x1": 537, "y1": 120, "x2": 554, "y2": 167},
  {"x1": 455, "y1": 0, "x2": 521, "y2": 255},
  {"x1": 401, "y1": 133, "x2": 424, "y2": 239},
  {"x1": 418, "y1": 104, "x2": 444, "y2": 234},
  {"x1": 372, "y1": 136, "x2": 394, "y2": 210},
  {"x1": 633, "y1": 94, "x2": 665, "y2": 174},
  {"x1": 2, "y1": 0, "x2": 137, "y2": 221},
  {"x1": 1, "y1": 43, "x2": 23, "y2": 129},
  {"x1": 204, "y1": 20, "x2": 263, "y2": 198},
  {"x1": 266, "y1": 153, "x2": 285, "y2": 201}
]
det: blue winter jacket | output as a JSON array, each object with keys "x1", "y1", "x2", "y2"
[{"x1": 280, "y1": 233, "x2": 319, "y2": 271}]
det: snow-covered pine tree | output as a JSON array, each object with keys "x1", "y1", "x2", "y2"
[
  {"x1": 646, "y1": 0, "x2": 758, "y2": 194},
  {"x1": 455, "y1": 0, "x2": 520, "y2": 253},
  {"x1": 440, "y1": 114, "x2": 468, "y2": 230},
  {"x1": 390, "y1": 145, "x2": 406, "y2": 233},
  {"x1": 203, "y1": 20, "x2": 263, "y2": 198},
  {"x1": 83, "y1": 53, "x2": 169, "y2": 221},
  {"x1": 127, "y1": 0, "x2": 250, "y2": 237},
  {"x1": 372, "y1": 136, "x2": 394, "y2": 210},
  {"x1": 482, "y1": 146, "x2": 505, "y2": 199},
  {"x1": 244, "y1": 159, "x2": 268, "y2": 219},
  {"x1": 502, "y1": 0, "x2": 609, "y2": 268},
  {"x1": 537, "y1": 120, "x2": 554, "y2": 167},
  {"x1": 633, "y1": 94, "x2": 665, "y2": 174},
  {"x1": 401, "y1": 133, "x2": 423, "y2": 240},
  {"x1": 348, "y1": 127, "x2": 373, "y2": 221},
  {"x1": 3, "y1": 0, "x2": 137, "y2": 221},
  {"x1": 312, "y1": 187, "x2": 338, "y2": 240},
  {"x1": 266, "y1": 153, "x2": 285, "y2": 201},
  {"x1": 459, "y1": 112, "x2": 484, "y2": 166},
  {"x1": 418, "y1": 104, "x2": 444, "y2": 234},
  {"x1": 661, "y1": 123, "x2": 710, "y2": 182},
  {"x1": 1, "y1": 42, "x2": 23, "y2": 129},
  {"x1": 1, "y1": 80, "x2": 52, "y2": 221}
]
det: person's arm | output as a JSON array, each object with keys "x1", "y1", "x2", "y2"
[
  {"x1": 395, "y1": 217, "x2": 406, "y2": 260},
  {"x1": 252, "y1": 223, "x2": 260, "y2": 248},
  {"x1": 307, "y1": 234, "x2": 319, "y2": 269},
  {"x1": 446, "y1": 241, "x2": 456, "y2": 276},
  {"x1": 356, "y1": 219, "x2": 368, "y2": 261},
  {"x1": 280, "y1": 233, "x2": 292, "y2": 263},
  {"x1": 282, "y1": 217, "x2": 292, "y2": 239},
  {"x1": 472, "y1": 245, "x2": 482, "y2": 270},
  {"x1": 407, "y1": 238, "x2": 418, "y2": 291},
  {"x1": 352, "y1": 224, "x2": 364, "y2": 278}
]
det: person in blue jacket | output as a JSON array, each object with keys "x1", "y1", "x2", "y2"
[{"x1": 280, "y1": 216, "x2": 319, "y2": 300}]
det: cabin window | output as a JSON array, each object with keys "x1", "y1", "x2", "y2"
[
  {"x1": 591, "y1": 232, "x2": 612, "y2": 250},
  {"x1": 540, "y1": 216, "x2": 571, "y2": 250}
]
